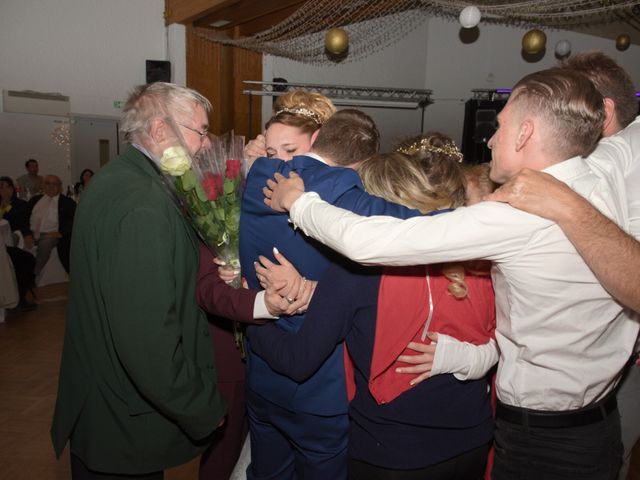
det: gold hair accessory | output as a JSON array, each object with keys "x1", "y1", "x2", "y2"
[
  {"x1": 275, "y1": 106, "x2": 322, "y2": 125},
  {"x1": 396, "y1": 138, "x2": 464, "y2": 163}
]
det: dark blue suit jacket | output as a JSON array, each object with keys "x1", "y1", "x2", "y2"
[{"x1": 240, "y1": 154, "x2": 420, "y2": 415}]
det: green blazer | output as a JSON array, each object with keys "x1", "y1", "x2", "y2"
[{"x1": 51, "y1": 146, "x2": 226, "y2": 474}]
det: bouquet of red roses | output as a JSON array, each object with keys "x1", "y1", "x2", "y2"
[
  {"x1": 173, "y1": 131, "x2": 246, "y2": 288},
  {"x1": 156, "y1": 125, "x2": 247, "y2": 355}
]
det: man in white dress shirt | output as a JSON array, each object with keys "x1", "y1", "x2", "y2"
[
  {"x1": 263, "y1": 67, "x2": 636, "y2": 480},
  {"x1": 488, "y1": 51, "x2": 640, "y2": 480}
]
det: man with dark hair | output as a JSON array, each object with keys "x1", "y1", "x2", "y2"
[
  {"x1": 17, "y1": 158, "x2": 44, "y2": 198},
  {"x1": 265, "y1": 68, "x2": 635, "y2": 479},
  {"x1": 240, "y1": 108, "x2": 421, "y2": 480},
  {"x1": 562, "y1": 50, "x2": 637, "y2": 135}
]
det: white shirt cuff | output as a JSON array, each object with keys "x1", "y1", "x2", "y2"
[{"x1": 253, "y1": 290, "x2": 278, "y2": 319}]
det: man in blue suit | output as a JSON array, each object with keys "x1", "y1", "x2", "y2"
[{"x1": 240, "y1": 109, "x2": 421, "y2": 480}]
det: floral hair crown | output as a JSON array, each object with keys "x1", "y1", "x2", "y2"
[
  {"x1": 274, "y1": 106, "x2": 323, "y2": 125},
  {"x1": 396, "y1": 138, "x2": 464, "y2": 163}
]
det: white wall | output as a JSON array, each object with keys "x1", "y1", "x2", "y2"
[
  {"x1": 265, "y1": 14, "x2": 640, "y2": 151},
  {"x1": 0, "y1": 2, "x2": 638, "y2": 182},
  {"x1": 0, "y1": 0, "x2": 176, "y2": 186}
]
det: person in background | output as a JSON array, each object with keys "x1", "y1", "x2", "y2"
[
  {"x1": 74, "y1": 168, "x2": 94, "y2": 200},
  {"x1": 1, "y1": 176, "x2": 33, "y2": 245},
  {"x1": 27, "y1": 174, "x2": 75, "y2": 277},
  {"x1": 264, "y1": 68, "x2": 634, "y2": 480},
  {"x1": 0, "y1": 176, "x2": 36, "y2": 312},
  {"x1": 17, "y1": 158, "x2": 44, "y2": 199},
  {"x1": 51, "y1": 82, "x2": 228, "y2": 479}
]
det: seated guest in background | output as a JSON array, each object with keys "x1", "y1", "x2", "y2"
[
  {"x1": 17, "y1": 158, "x2": 44, "y2": 199},
  {"x1": 249, "y1": 149, "x2": 496, "y2": 480},
  {"x1": 74, "y1": 168, "x2": 94, "y2": 200},
  {"x1": 264, "y1": 68, "x2": 634, "y2": 480},
  {"x1": 28, "y1": 174, "x2": 76, "y2": 276},
  {"x1": 1, "y1": 176, "x2": 33, "y2": 246},
  {"x1": 0, "y1": 176, "x2": 36, "y2": 312}
]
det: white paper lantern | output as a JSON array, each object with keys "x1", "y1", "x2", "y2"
[
  {"x1": 555, "y1": 39, "x2": 572, "y2": 57},
  {"x1": 459, "y1": 6, "x2": 481, "y2": 29}
]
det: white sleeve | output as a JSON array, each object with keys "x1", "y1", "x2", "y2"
[
  {"x1": 289, "y1": 192, "x2": 546, "y2": 267},
  {"x1": 430, "y1": 334, "x2": 499, "y2": 381},
  {"x1": 252, "y1": 291, "x2": 278, "y2": 319}
]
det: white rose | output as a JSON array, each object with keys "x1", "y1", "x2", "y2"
[{"x1": 159, "y1": 146, "x2": 192, "y2": 176}]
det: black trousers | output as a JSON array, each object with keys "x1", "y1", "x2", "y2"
[
  {"x1": 71, "y1": 454, "x2": 163, "y2": 480},
  {"x1": 348, "y1": 443, "x2": 489, "y2": 480},
  {"x1": 6, "y1": 246, "x2": 34, "y2": 302},
  {"x1": 492, "y1": 404, "x2": 622, "y2": 480}
]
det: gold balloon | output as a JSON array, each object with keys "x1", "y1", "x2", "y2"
[
  {"x1": 522, "y1": 29, "x2": 546, "y2": 55},
  {"x1": 616, "y1": 34, "x2": 631, "y2": 51},
  {"x1": 325, "y1": 28, "x2": 349, "y2": 55}
]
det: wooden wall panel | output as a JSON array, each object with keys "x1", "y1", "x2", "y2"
[
  {"x1": 186, "y1": 25, "x2": 262, "y2": 138},
  {"x1": 232, "y1": 45, "x2": 263, "y2": 139}
]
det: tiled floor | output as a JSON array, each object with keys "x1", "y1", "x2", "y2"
[
  {"x1": 0, "y1": 283, "x2": 198, "y2": 480},
  {"x1": 0, "y1": 283, "x2": 69, "y2": 480}
]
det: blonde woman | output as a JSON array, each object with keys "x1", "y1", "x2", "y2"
[{"x1": 244, "y1": 89, "x2": 336, "y2": 166}]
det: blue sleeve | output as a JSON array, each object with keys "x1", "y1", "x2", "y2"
[
  {"x1": 335, "y1": 186, "x2": 422, "y2": 219},
  {"x1": 246, "y1": 264, "x2": 358, "y2": 382}
]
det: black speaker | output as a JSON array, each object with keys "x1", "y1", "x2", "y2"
[
  {"x1": 473, "y1": 109, "x2": 498, "y2": 143},
  {"x1": 461, "y1": 99, "x2": 507, "y2": 164},
  {"x1": 146, "y1": 60, "x2": 171, "y2": 84}
]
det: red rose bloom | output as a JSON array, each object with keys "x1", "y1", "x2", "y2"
[
  {"x1": 226, "y1": 159, "x2": 242, "y2": 179},
  {"x1": 202, "y1": 172, "x2": 223, "y2": 201}
]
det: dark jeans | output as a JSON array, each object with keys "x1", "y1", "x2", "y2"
[
  {"x1": 492, "y1": 408, "x2": 622, "y2": 480},
  {"x1": 71, "y1": 454, "x2": 163, "y2": 480},
  {"x1": 348, "y1": 443, "x2": 489, "y2": 480}
]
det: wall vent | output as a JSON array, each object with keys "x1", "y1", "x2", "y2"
[{"x1": 2, "y1": 90, "x2": 70, "y2": 116}]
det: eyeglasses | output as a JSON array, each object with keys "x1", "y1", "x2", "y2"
[{"x1": 179, "y1": 123, "x2": 209, "y2": 140}]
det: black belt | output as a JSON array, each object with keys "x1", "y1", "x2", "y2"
[{"x1": 496, "y1": 395, "x2": 617, "y2": 429}]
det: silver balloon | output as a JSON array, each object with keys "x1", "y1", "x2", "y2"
[
  {"x1": 459, "y1": 6, "x2": 481, "y2": 29},
  {"x1": 555, "y1": 39, "x2": 572, "y2": 57}
]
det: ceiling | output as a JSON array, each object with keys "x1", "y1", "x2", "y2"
[{"x1": 166, "y1": 0, "x2": 640, "y2": 46}]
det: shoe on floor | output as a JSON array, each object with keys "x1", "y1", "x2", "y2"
[{"x1": 8, "y1": 300, "x2": 37, "y2": 314}]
